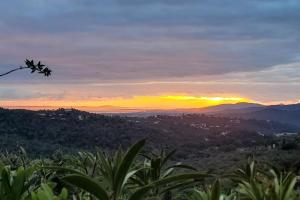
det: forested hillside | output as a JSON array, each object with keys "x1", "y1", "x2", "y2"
[
  {"x1": 0, "y1": 108, "x2": 164, "y2": 155},
  {"x1": 0, "y1": 108, "x2": 299, "y2": 157}
]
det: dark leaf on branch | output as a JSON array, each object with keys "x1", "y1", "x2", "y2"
[{"x1": 24, "y1": 59, "x2": 52, "y2": 76}]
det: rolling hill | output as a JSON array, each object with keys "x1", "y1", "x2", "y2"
[
  {"x1": 210, "y1": 103, "x2": 300, "y2": 127},
  {"x1": 0, "y1": 107, "x2": 298, "y2": 156}
]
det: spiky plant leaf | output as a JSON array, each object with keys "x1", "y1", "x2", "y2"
[{"x1": 61, "y1": 174, "x2": 109, "y2": 200}]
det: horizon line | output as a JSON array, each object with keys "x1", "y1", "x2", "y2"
[{"x1": 1, "y1": 101, "x2": 296, "y2": 113}]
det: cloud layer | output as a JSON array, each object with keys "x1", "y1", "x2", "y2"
[{"x1": 0, "y1": 0, "x2": 299, "y2": 104}]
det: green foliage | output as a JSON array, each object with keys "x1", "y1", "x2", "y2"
[
  {"x1": 191, "y1": 180, "x2": 238, "y2": 200},
  {"x1": 0, "y1": 141, "x2": 299, "y2": 200},
  {"x1": 235, "y1": 161, "x2": 298, "y2": 200},
  {"x1": 50, "y1": 140, "x2": 146, "y2": 200},
  {"x1": 0, "y1": 164, "x2": 35, "y2": 200},
  {"x1": 29, "y1": 184, "x2": 68, "y2": 200},
  {"x1": 56, "y1": 140, "x2": 209, "y2": 200},
  {"x1": 134, "y1": 149, "x2": 198, "y2": 199},
  {"x1": 268, "y1": 169, "x2": 297, "y2": 200}
]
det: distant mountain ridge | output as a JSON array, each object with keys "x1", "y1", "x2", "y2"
[
  {"x1": 115, "y1": 102, "x2": 300, "y2": 127},
  {"x1": 194, "y1": 102, "x2": 300, "y2": 113},
  {"x1": 268, "y1": 104, "x2": 300, "y2": 111},
  {"x1": 197, "y1": 102, "x2": 265, "y2": 113},
  {"x1": 207, "y1": 103, "x2": 300, "y2": 127}
]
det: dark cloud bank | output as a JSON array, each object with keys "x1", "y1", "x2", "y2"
[{"x1": 0, "y1": 0, "x2": 299, "y2": 83}]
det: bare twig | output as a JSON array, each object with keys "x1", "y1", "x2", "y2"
[{"x1": 0, "y1": 66, "x2": 30, "y2": 77}]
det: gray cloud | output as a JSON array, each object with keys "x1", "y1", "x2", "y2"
[
  {"x1": 0, "y1": 87, "x2": 66, "y2": 101},
  {"x1": 0, "y1": 0, "x2": 299, "y2": 85},
  {"x1": 2, "y1": 0, "x2": 299, "y2": 36}
]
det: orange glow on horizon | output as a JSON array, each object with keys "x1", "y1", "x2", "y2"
[{"x1": 0, "y1": 95, "x2": 252, "y2": 111}]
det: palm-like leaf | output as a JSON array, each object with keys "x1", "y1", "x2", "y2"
[
  {"x1": 61, "y1": 174, "x2": 109, "y2": 200},
  {"x1": 134, "y1": 149, "x2": 198, "y2": 199},
  {"x1": 59, "y1": 142, "x2": 210, "y2": 200},
  {"x1": 235, "y1": 161, "x2": 298, "y2": 200},
  {"x1": 59, "y1": 140, "x2": 146, "y2": 200},
  {"x1": 0, "y1": 165, "x2": 35, "y2": 200},
  {"x1": 268, "y1": 168, "x2": 297, "y2": 200},
  {"x1": 191, "y1": 179, "x2": 238, "y2": 200}
]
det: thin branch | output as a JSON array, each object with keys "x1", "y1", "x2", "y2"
[
  {"x1": 0, "y1": 60, "x2": 51, "y2": 77},
  {"x1": 0, "y1": 66, "x2": 29, "y2": 77}
]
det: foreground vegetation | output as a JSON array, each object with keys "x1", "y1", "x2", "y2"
[{"x1": 0, "y1": 140, "x2": 299, "y2": 200}]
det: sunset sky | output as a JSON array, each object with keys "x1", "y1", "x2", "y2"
[{"x1": 0, "y1": 0, "x2": 300, "y2": 110}]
